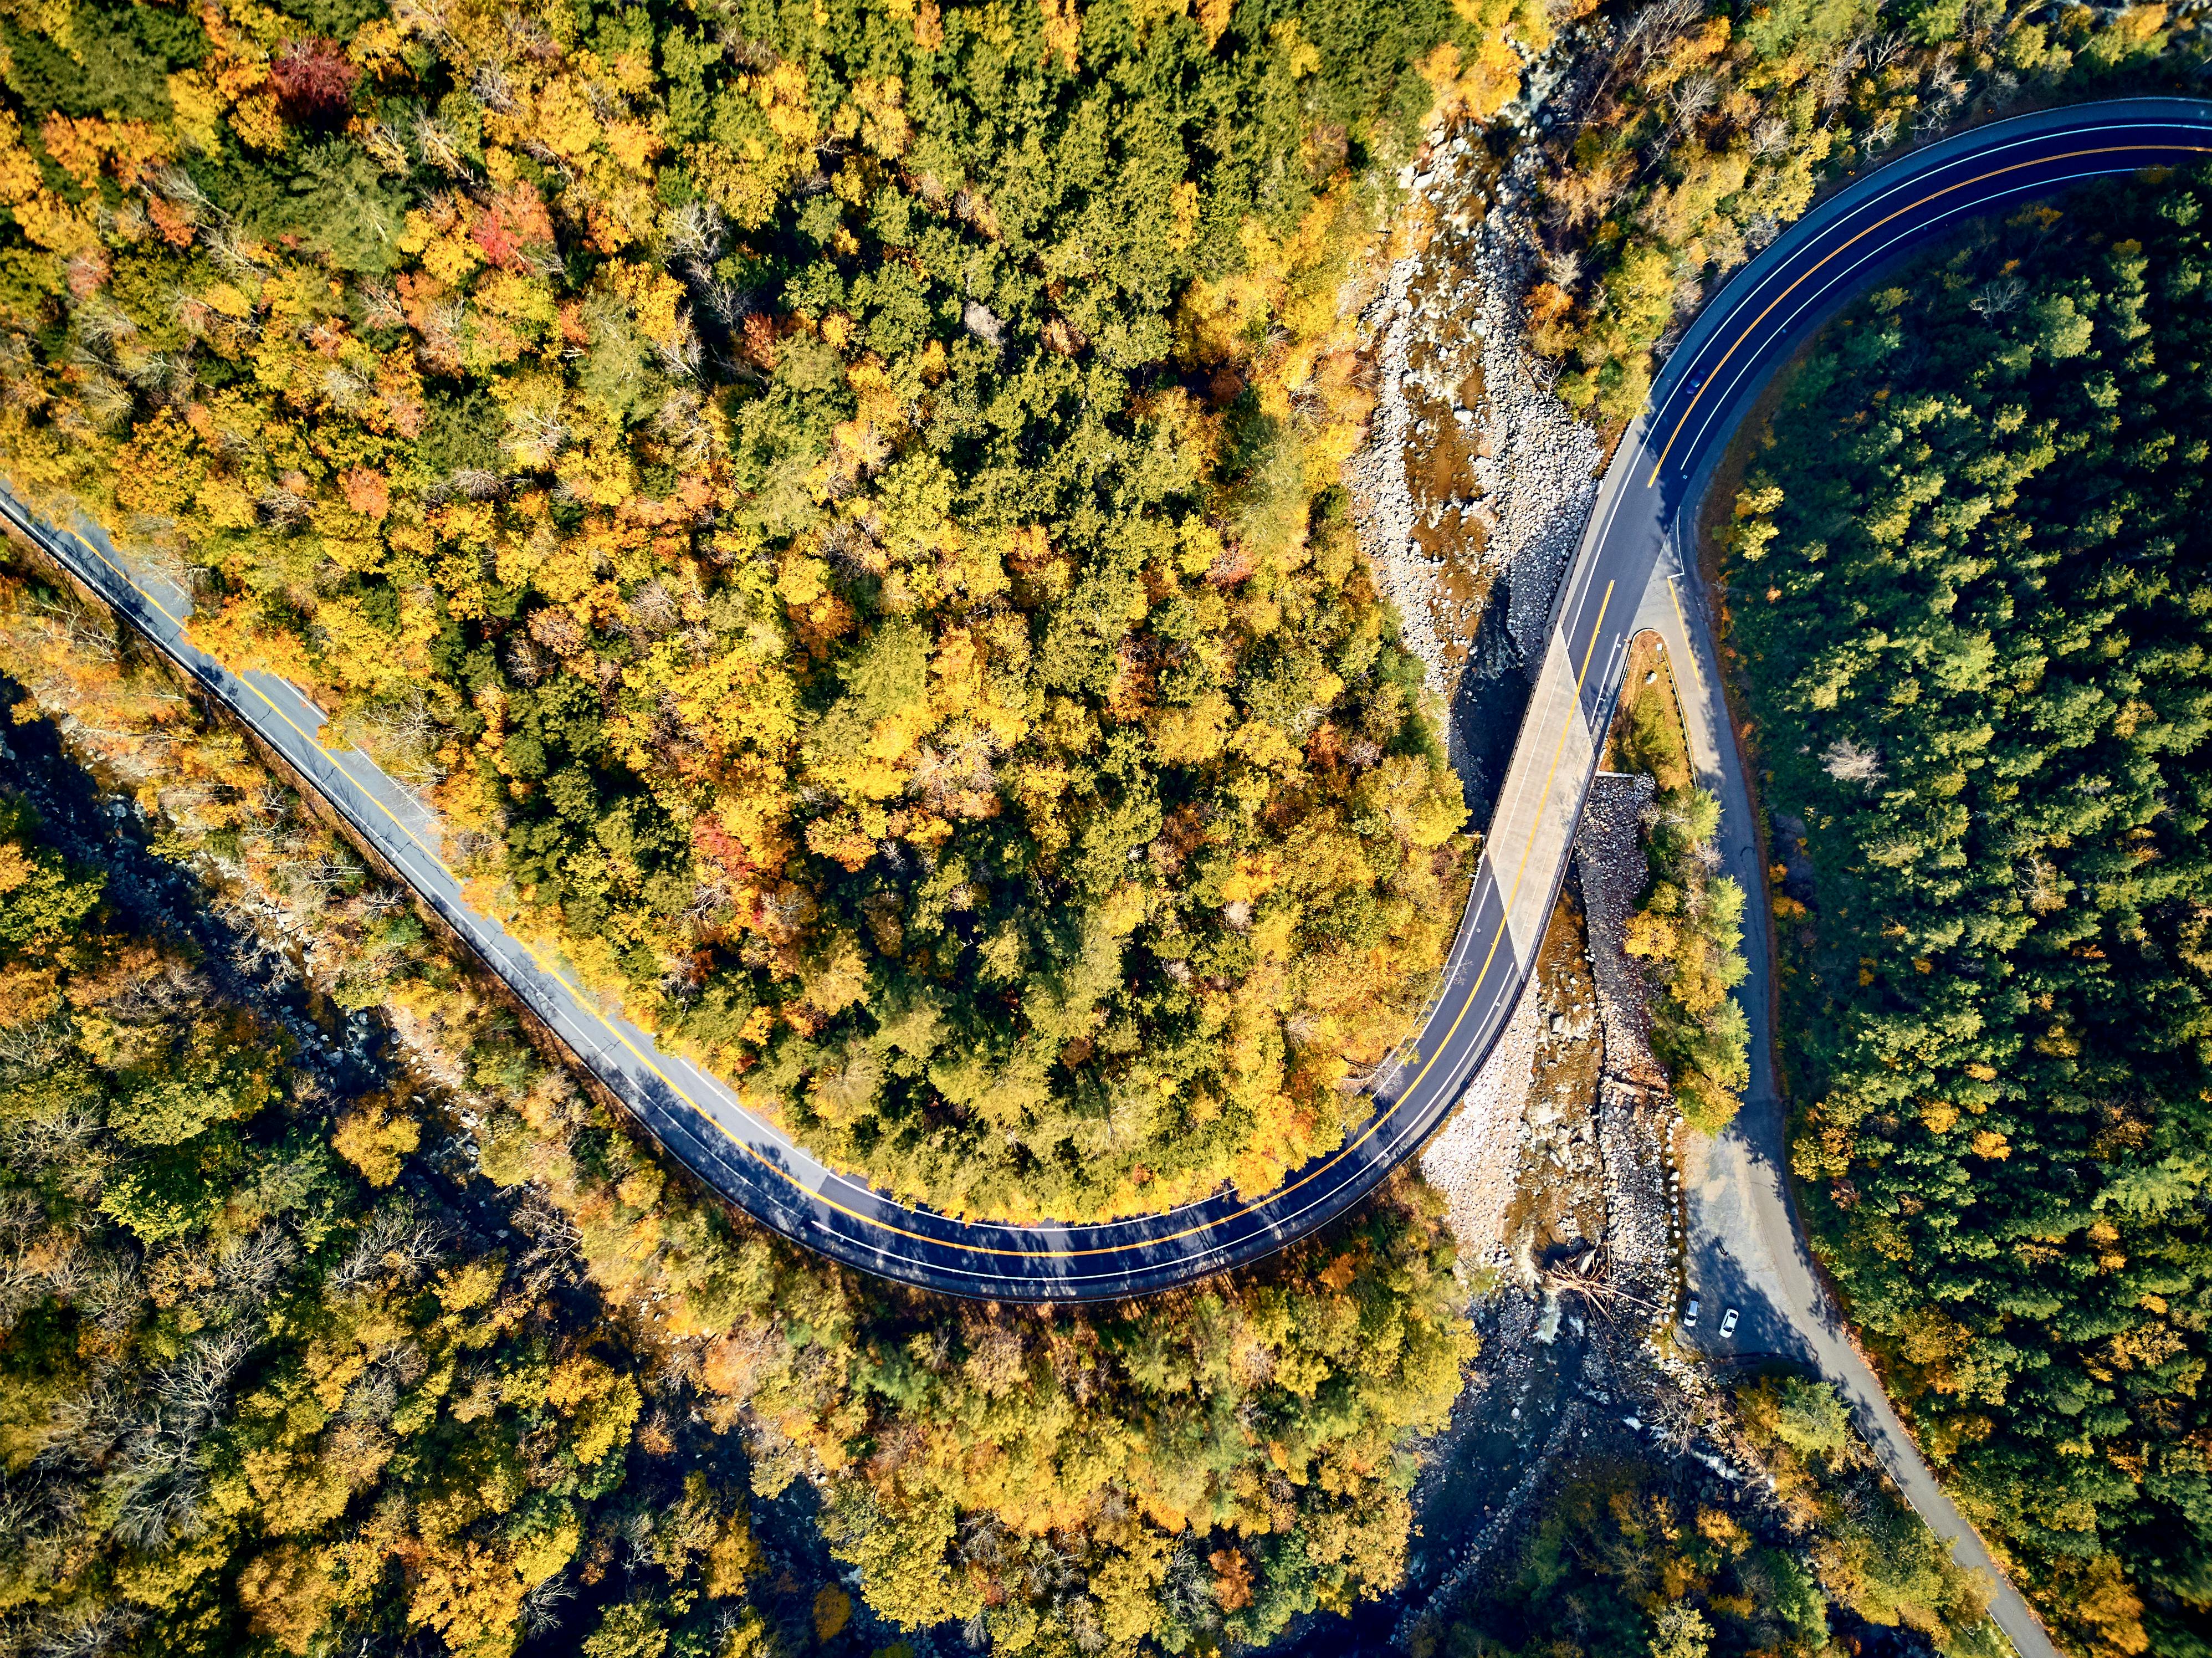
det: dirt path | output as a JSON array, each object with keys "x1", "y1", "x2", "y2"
[{"x1": 1651, "y1": 483, "x2": 2064, "y2": 1658}]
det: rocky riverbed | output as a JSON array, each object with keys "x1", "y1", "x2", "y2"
[{"x1": 1344, "y1": 125, "x2": 1604, "y2": 819}]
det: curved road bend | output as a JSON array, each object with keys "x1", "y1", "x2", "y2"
[
  {"x1": 8, "y1": 100, "x2": 2211, "y2": 1324},
  {"x1": 1620, "y1": 101, "x2": 2212, "y2": 1658},
  {"x1": 1649, "y1": 551, "x2": 2068, "y2": 1658}
]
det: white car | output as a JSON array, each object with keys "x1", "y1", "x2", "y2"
[
  {"x1": 1719, "y1": 1307, "x2": 1740, "y2": 1339},
  {"x1": 1681, "y1": 1296, "x2": 1701, "y2": 1330}
]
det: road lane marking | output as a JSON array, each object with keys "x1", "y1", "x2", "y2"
[
  {"x1": 1389, "y1": 580, "x2": 1616, "y2": 1105},
  {"x1": 1664, "y1": 576, "x2": 1701, "y2": 697},
  {"x1": 1671, "y1": 160, "x2": 2170, "y2": 472},
  {"x1": 32, "y1": 518, "x2": 459, "y2": 881},
  {"x1": 21, "y1": 110, "x2": 2206, "y2": 1288},
  {"x1": 1643, "y1": 114, "x2": 2200, "y2": 434},
  {"x1": 0, "y1": 470, "x2": 1834, "y2": 1270},
  {"x1": 1646, "y1": 140, "x2": 2212, "y2": 484},
  {"x1": 33, "y1": 509, "x2": 1085, "y2": 1265}
]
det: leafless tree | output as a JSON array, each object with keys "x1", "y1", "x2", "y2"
[
  {"x1": 473, "y1": 59, "x2": 518, "y2": 112},
  {"x1": 0, "y1": 1017, "x2": 71, "y2": 1083},
  {"x1": 256, "y1": 483, "x2": 312, "y2": 528},
  {"x1": 147, "y1": 164, "x2": 213, "y2": 216},
  {"x1": 157, "y1": 1326, "x2": 255, "y2": 1429},
  {"x1": 653, "y1": 387, "x2": 715, "y2": 468},
  {"x1": 2016, "y1": 853, "x2": 2066, "y2": 915},
  {"x1": 321, "y1": 365, "x2": 374, "y2": 412},
  {"x1": 1868, "y1": 29, "x2": 1914, "y2": 70},
  {"x1": 507, "y1": 406, "x2": 572, "y2": 464},
  {"x1": 521, "y1": 1573, "x2": 575, "y2": 1635},
  {"x1": 662, "y1": 198, "x2": 726, "y2": 271},
  {"x1": 357, "y1": 282, "x2": 407, "y2": 331},
  {"x1": 504, "y1": 633, "x2": 549, "y2": 687},
  {"x1": 697, "y1": 277, "x2": 747, "y2": 330},
  {"x1": 215, "y1": 1227, "x2": 297, "y2": 1314},
  {"x1": 1749, "y1": 115, "x2": 1794, "y2": 158},
  {"x1": 1668, "y1": 70, "x2": 1721, "y2": 126},
  {"x1": 654, "y1": 320, "x2": 705, "y2": 380},
  {"x1": 25, "y1": 589, "x2": 116, "y2": 665},
  {"x1": 71, "y1": 301, "x2": 139, "y2": 356},
  {"x1": 342, "y1": 1337, "x2": 428, "y2": 1424},
  {"x1": 75, "y1": 1255, "x2": 141, "y2": 1337},
  {"x1": 201, "y1": 223, "x2": 270, "y2": 280},
  {"x1": 361, "y1": 118, "x2": 411, "y2": 173},
  {"x1": 22, "y1": 1600, "x2": 145, "y2": 1658},
  {"x1": 413, "y1": 111, "x2": 471, "y2": 177},
  {"x1": 624, "y1": 579, "x2": 683, "y2": 638},
  {"x1": 1971, "y1": 274, "x2": 2027, "y2": 318},
  {"x1": 449, "y1": 467, "x2": 505, "y2": 502},
  {"x1": 334, "y1": 1206, "x2": 448, "y2": 1294},
  {"x1": 1601, "y1": 0, "x2": 1703, "y2": 97},
  {"x1": 0, "y1": 1239, "x2": 81, "y2": 1334},
  {"x1": 106, "y1": 1426, "x2": 206, "y2": 1550},
  {"x1": 511, "y1": 1192, "x2": 582, "y2": 1294},
  {"x1": 1818, "y1": 37, "x2": 1868, "y2": 110},
  {"x1": 418, "y1": 295, "x2": 468, "y2": 362},
  {"x1": 390, "y1": 0, "x2": 451, "y2": 43},
  {"x1": 75, "y1": 375, "x2": 132, "y2": 430},
  {"x1": 1821, "y1": 736, "x2": 1886, "y2": 787},
  {"x1": 331, "y1": 690, "x2": 449, "y2": 797}
]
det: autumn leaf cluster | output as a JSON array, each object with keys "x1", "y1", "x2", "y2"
[
  {"x1": 1523, "y1": 0, "x2": 2199, "y2": 421},
  {"x1": 0, "y1": 0, "x2": 1547, "y2": 1222},
  {"x1": 0, "y1": 545, "x2": 1481, "y2": 1657}
]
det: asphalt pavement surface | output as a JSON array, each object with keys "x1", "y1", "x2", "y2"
[
  {"x1": 9, "y1": 100, "x2": 2211, "y2": 1327},
  {"x1": 1624, "y1": 103, "x2": 2212, "y2": 1658}
]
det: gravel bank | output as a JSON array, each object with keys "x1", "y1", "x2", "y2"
[
  {"x1": 1419, "y1": 969, "x2": 1544, "y2": 1277},
  {"x1": 1344, "y1": 134, "x2": 1605, "y2": 730},
  {"x1": 1575, "y1": 771, "x2": 1666, "y2": 1092},
  {"x1": 1373, "y1": 124, "x2": 1610, "y2": 1266}
]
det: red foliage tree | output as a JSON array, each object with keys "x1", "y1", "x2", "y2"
[
  {"x1": 269, "y1": 38, "x2": 359, "y2": 127},
  {"x1": 469, "y1": 185, "x2": 556, "y2": 272}
]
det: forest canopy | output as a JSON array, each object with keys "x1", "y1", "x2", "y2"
[
  {"x1": 0, "y1": 0, "x2": 1552, "y2": 1222},
  {"x1": 0, "y1": 778, "x2": 783, "y2": 1658},
  {"x1": 0, "y1": 548, "x2": 1482, "y2": 1657},
  {"x1": 1523, "y1": 0, "x2": 2197, "y2": 419},
  {"x1": 1728, "y1": 170, "x2": 2212, "y2": 1657},
  {"x1": 1427, "y1": 1378, "x2": 2002, "y2": 1658}
]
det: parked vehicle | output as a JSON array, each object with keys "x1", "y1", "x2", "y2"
[
  {"x1": 1719, "y1": 1307, "x2": 1740, "y2": 1338},
  {"x1": 1681, "y1": 1296, "x2": 1701, "y2": 1329}
]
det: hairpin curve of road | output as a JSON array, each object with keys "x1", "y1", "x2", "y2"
[{"x1": 12, "y1": 96, "x2": 2211, "y2": 1301}]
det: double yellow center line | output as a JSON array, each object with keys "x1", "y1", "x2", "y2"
[
  {"x1": 41, "y1": 505, "x2": 1625, "y2": 1271},
  {"x1": 44, "y1": 126, "x2": 2196, "y2": 1280},
  {"x1": 1647, "y1": 141, "x2": 2212, "y2": 488}
]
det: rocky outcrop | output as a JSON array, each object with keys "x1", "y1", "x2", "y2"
[
  {"x1": 1344, "y1": 133, "x2": 1604, "y2": 717},
  {"x1": 1575, "y1": 771, "x2": 1665, "y2": 1091}
]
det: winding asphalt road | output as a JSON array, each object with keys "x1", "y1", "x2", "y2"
[
  {"x1": 1637, "y1": 103, "x2": 2212, "y2": 1658},
  {"x1": 1653, "y1": 530, "x2": 2070, "y2": 1657},
  {"x1": 10, "y1": 100, "x2": 2212, "y2": 1319}
]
